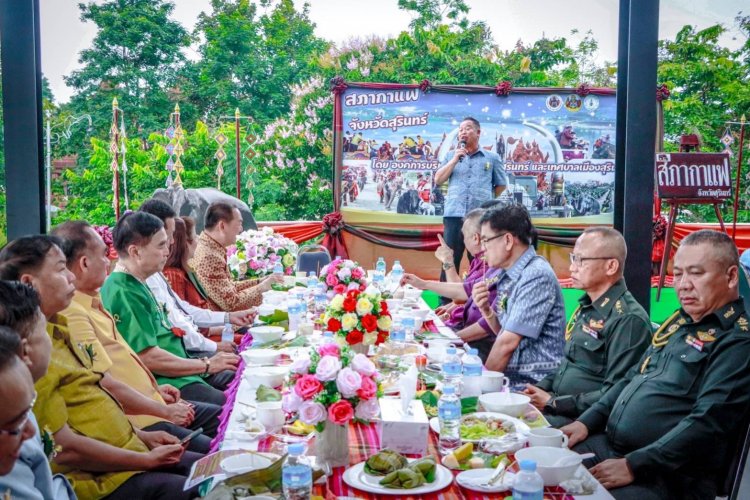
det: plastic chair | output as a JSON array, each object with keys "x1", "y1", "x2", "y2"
[{"x1": 296, "y1": 244, "x2": 331, "y2": 275}]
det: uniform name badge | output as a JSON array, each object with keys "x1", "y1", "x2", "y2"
[
  {"x1": 581, "y1": 324, "x2": 599, "y2": 339},
  {"x1": 685, "y1": 334, "x2": 704, "y2": 352}
]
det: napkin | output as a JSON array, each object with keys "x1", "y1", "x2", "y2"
[{"x1": 399, "y1": 365, "x2": 419, "y2": 415}]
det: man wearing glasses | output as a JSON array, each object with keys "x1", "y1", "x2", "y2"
[
  {"x1": 523, "y1": 228, "x2": 652, "y2": 427},
  {"x1": 472, "y1": 205, "x2": 564, "y2": 389}
]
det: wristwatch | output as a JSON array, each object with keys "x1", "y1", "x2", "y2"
[
  {"x1": 442, "y1": 262, "x2": 454, "y2": 271},
  {"x1": 201, "y1": 356, "x2": 211, "y2": 375}
]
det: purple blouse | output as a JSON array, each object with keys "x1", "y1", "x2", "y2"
[{"x1": 444, "y1": 251, "x2": 500, "y2": 335}]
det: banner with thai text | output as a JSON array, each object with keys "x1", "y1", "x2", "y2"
[
  {"x1": 337, "y1": 85, "x2": 617, "y2": 224},
  {"x1": 655, "y1": 152, "x2": 732, "y2": 199}
]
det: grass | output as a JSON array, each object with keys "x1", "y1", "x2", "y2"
[{"x1": 422, "y1": 287, "x2": 680, "y2": 325}]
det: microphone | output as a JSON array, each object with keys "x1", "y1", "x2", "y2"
[{"x1": 458, "y1": 141, "x2": 466, "y2": 162}]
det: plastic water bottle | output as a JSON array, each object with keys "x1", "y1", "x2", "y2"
[
  {"x1": 314, "y1": 287, "x2": 327, "y2": 318},
  {"x1": 401, "y1": 316, "x2": 416, "y2": 342},
  {"x1": 282, "y1": 442, "x2": 312, "y2": 500},
  {"x1": 437, "y1": 385, "x2": 461, "y2": 455},
  {"x1": 461, "y1": 348, "x2": 483, "y2": 397},
  {"x1": 389, "y1": 323, "x2": 405, "y2": 345},
  {"x1": 321, "y1": 331, "x2": 335, "y2": 344},
  {"x1": 288, "y1": 299, "x2": 302, "y2": 333},
  {"x1": 307, "y1": 272, "x2": 317, "y2": 289},
  {"x1": 273, "y1": 261, "x2": 283, "y2": 276},
  {"x1": 293, "y1": 290, "x2": 307, "y2": 316},
  {"x1": 390, "y1": 260, "x2": 404, "y2": 283},
  {"x1": 512, "y1": 460, "x2": 544, "y2": 500},
  {"x1": 442, "y1": 347, "x2": 463, "y2": 394},
  {"x1": 376, "y1": 257, "x2": 386, "y2": 274},
  {"x1": 221, "y1": 322, "x2": 234, "y2": 344}
]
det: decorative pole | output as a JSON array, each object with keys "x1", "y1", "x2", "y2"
[
  {"x1": 110, "y1": 98, "x2": 121, "y2": 220},
  {"x1": 164, "y1": 104, "x2": 185, "y2": 187},
  {"x1": 731, "y1": 115, "x2": 747, "y2": 240},
  {"x1": 235, "y1": 108, "x2": 241, "y2": 199},
  {"x1": 119, "y1": 114, "x2": 130, "y2": 210}
]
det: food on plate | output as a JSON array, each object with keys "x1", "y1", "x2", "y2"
[
  {"x1": 460, "y1": 414, "x2": 516, "y2": 440},
  {"x1": 442, "y1": 442, "x2": 506, "y2": 471},
  {"x1": 283, "y1": 420, "x2": 315, "y2": 436},
  {"x1": 378, "y1": 458, "x2": 437, "y2": 489},
  {"x1": 363, "y1": 449, "x2": 409, "y2": 476},
  {"x1": 256, "y1": 384, "x2": 282, "y2": 402},
  {"x1": 468, "y1": 456, "x2": 485, "y2": 469}
]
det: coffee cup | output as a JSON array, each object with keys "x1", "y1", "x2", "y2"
[
  {"x1": 528, "y1": 427, "x2": 569, "y2": 448},
  {"x1": 255, "y1": 401, "x2": 284, "y2": 430},
  {"x1": 481, "y1": 371, "x2": 510, "y2": 393}
]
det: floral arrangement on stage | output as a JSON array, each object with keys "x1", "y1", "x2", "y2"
[
  {"x1": 282, "y1": 343, "x2": 383, "y2": 431},
  {"x1": 319, "y1": 257, "x2": 367, "y2": 294},
  {"x1": 324, "y1": 289, "x2": 391, "y2": 348},
  {"x1": 227, "y1": 227, "x2": 298, "y2": 280}
]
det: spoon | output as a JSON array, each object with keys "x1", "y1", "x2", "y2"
[{"x1": 552, "y1": 453, "x2": 595, "y2": 467}]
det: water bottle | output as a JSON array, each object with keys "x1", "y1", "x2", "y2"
[
  {"x1": 442, "y1": 347, "x2": 463, "y2": 394},
  {"x1": 314, "y1": 287, "x2": 327, "y2": 318},
  {"x1": 437, "y1": 385, "x2": 461, "y2": 455},
  {"x1": 288, "y1": 299, "x2": 302, "y2": 333},
  {"x1": 273, "y1": 261, "x2": 284, "y2": 276},
  {"x1": 307, "y1": 272, "x2": 317, "y2": 289},
  {"x1": 321, "y1": 331, "x2": 335, "y2": 344},
  {"x1": 293, "y1": 290, "x2": 307, "y2": 316},
  {"x1": 390, "y1": 260, "x2": 404, "y2": 283},
  {"x1": 376, "y1": 257, "x2": 386, "y2": 274},
  {"x1": 389, "y1": 323, "x2": 405, "y2": 345},
  {"x1": 401, "y1": 316, "x2": 416, "y2": 342},
  {"x1": 512, "y1": 460, "x2": 544, "y2": 500},
  {"x1": 282, "y1": 442, "x2": 312, "y2": 500},
  {"x1": 461, "y1": 348, "x2": 483, "y2": 397},
  {"x1": 221, "y1": 322, "x2": 234, "y2": 344}
]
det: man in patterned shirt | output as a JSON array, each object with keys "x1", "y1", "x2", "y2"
[
  {"x1": 192, "y1": 202, "x2": 282, "y2": 311},
  {"x1": 472, "y1": 204, "x2": 565, "y2": 389}
]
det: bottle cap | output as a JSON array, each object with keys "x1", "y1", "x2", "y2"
[
  {"x1": 446, "y1": 347, "x2": 456, "y2": 355},
  {"x1": 443, "y1": 385, "x2": 455, "y2": 394},
  {"x1": 519, "y1": 460, "x2": 537, "y2": 472},
  {"x1": 288, "y1": 443, "x2": 304, "y2": 455},
  {"x1": 467, "y1": 348, "x2": 478, "y2": 356},
  {"x1": 323, "y1": 331, "x2": 333, "y2": 337}
]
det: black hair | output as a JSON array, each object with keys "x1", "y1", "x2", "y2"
[
  {"x1": 51, "y1": 220, "x2": 94, "y2": 266},
  {"x1": 479, "y1": 199, "x2": 504, "y2": 210},
  {"x1": 461, "y1": 117, "x2": 481, "y2": 130},
  {"x1": 0, "y1": 340, "x2": 19, "y2": 374},
  {"x1": 139, "y1": 198, "x2": 176, "y2": 223},
  {"x1": 682, "y1": 229, "x2": 739, "y2": 268},
  {"x1": 479, "y1": 204, "x2": 535, "y2": 246},
  {"x1": 0, "y1": 281, "x2": 42, "y2": 341},
  {"x1": 113, "y1": 212, "x2": 164, "y2": 254},
  {"x1": 204, "y1": 202, "x2": 237, "y2": 230},
  {"x1": 0, "y1": 235, "x2": 63, "y2": 281}
]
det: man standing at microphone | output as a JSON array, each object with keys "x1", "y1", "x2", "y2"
[{"x1": 435, "y1": 117, "x2": 507, "y2": 279}]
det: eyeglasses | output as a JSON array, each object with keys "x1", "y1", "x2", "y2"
[
  {"x1": 480, "y1": 232, "x2": 509, "y2": 245},
  {"x1": 569, "y1": 254, "x2": 616, "y2": 266},
  {"x1": 0, "y1": 391, "x2": 36, "y2": 436}
]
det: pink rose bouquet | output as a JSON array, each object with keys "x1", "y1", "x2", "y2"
[
  {"x1": 284, "y1": 344, "x2": 383, "y2": 431},
  {"x1": 227, "y1": 227, "x2": 298, "y2": 280},
  {"x1": 319, "y1": 258, "x2": 367, "y2": 295}
]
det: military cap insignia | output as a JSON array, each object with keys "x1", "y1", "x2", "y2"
[
  {"x1": 737, "y1": 316, "x2": 749, "y2": 332},
  {"x1": 615, "y1": 300, "x2": 623, "y2": 314}
]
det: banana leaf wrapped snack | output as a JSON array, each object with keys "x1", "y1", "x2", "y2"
[
  {"x1": 407, "y1": 458, "x2": 436, "y2": 483},
  {"x1": 363, "y1": 449, "x2": 409, "y2": 476},
  {"x1": 379, "y1": 468, "x2": 425, "y2": 489}
]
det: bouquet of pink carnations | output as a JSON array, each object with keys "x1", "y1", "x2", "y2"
[
  {"x1": 319, "y1": 258, "x2": 367, "y2": 294},
  {"x1": 282, "y1": 343, "x2": 382, "y2": 431},
  {"x1": 227, "y1": 227, "x2": 298, "y2": 280}
]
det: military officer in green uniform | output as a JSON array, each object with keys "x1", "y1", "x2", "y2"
[
  {"x1": 523, "y1": 227, "x2": 652, "y2": 427},
  {"x1": 562, "y1": 229, "x2": 750, "y2": 500}
]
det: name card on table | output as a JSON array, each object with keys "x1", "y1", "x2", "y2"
[{"x1": 378, "y1": 398, "x2": 429, "y2": 456}]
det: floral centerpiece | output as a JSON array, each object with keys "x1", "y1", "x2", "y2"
[
  {"x1": 324, "y1": 289, "x2": 391, "y2": 352},
  {"x1": 319, "y1": 258, "x2": 367, "y2": 294},
  {"x1": 227, "y1": 227, "x2": 298, "y2": 280},
  {"x1": 282, "y1": 343, "x2": 383, "y2": 467}
]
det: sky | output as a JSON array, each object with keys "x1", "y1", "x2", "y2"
[{"x1": 39, "y1": 0, "x2": 747, "y2": 104}]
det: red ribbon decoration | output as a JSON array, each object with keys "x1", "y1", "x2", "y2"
[
  {"x1": 576, "y1": 83, "x2": 591, "y2": 97},
  {"x1": 656, "y1": 84, "x2": 671, "y2": 102},
  {"x1": 321, "y1": 211, "x2": 349, "y2": 259},
  {"x1": 419, "y1": 79, "x2": 432, "y2": 93},
  {"x1": 494, "y1": 80, "x2": 513, "y2": 96},
  {"x1": 329, "y1": 76, "x2": 348, "y2": 95}
]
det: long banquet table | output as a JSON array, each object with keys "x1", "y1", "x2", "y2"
[{"x1": 210, "y1": 300, "x2": 614, "y2": 499}]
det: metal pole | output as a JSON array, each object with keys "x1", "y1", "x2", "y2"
[
  {"x1": 732, "y1": 115, "x2": 747, "y2": 240},
  {"x1": 235, "y1": 108, "x2": 241, "y2": 199},
  {"x1": 45, "y1": 110, "x2": 51, "y2": 231}
]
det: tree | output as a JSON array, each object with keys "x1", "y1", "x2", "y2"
[
  {"x1": 65, "y1": 0, "x2": 190, "y2": 139},
  {"x1": 398, "y1": 0, "x2": 470, "y2": 31},
  {"x1": 184, "y1": 0, "x2": 328, "y2": 125}
]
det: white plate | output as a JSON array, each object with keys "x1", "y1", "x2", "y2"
[
  {"x1": 220, "y1": 452, "x2": 278, "y2": 475},
  {"x1": 342, "y1": 459, "x2": 453, "y2": 496},
  {"x1": 429, "y1": 412, "x2": 531, "y2": 442},
  {"x1": 455, "y1": 468, "x2": 516, "y2": 493}
]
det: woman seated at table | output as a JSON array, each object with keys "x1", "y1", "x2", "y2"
[
  {"x1": 400, "y1": 209, "x2": 500, "y2": 361},
  {"x1": 163, "y1": 216, "x2": 214, "y2": 311}
]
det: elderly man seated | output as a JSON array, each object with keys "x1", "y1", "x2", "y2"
[
  {"x1": 101, "y1": 212, "x2": 238, "y2": 406},
  {"x1": 523, "y1": 228, "x2": 652, "y2": 427},
  {"x1": 52, "y1": 220, "x2": 221, "y2": 453},
  {"x1": 401, "y1": 208, "x2": 500, "y2": 361},
  {"x1": 562, "y1": 230, "x2": 750, "y2": 499},
  {"x1": 472, "y1": 205, "x2": 565, "y2": 389},
  {"x1": 0, "y1": 235, "x2": 202, "y2": 500},
  {"x1": 192, "y1": 202, "x2": 282, "y2": 311}
]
